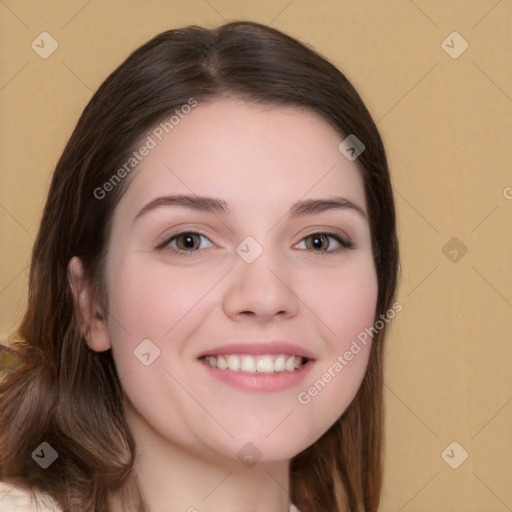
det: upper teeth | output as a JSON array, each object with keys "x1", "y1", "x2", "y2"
[{"x1": 203, "y1": 354, "x2": 304, "y2": 373}]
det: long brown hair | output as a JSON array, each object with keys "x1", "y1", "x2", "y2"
[{"x1": 0, "y1": 21, "x2": 399, "y2": 512}]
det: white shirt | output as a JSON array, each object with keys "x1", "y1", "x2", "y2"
[
  {"x1": 0, "y1": 481, "x2": 60, "y2": 511},
  {"x1": 0, "y1": 481, "x2": 303, "y2": 512}
]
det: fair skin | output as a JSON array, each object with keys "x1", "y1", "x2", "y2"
[{"x1": 70, "y1": 98, "x2": 378, "y2": 512}]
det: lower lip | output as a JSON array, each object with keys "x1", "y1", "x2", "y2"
[{"x1": 199, "y1": 358, "x2": 315, "y2": 392}]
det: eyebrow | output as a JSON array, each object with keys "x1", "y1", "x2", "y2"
[{"x1": 133, "y1": 194, "x2": 367, "y2": 223}]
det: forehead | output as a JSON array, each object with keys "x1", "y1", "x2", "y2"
[{"x1": 115, "y1": 99, "x2": 366, "y2": 218}]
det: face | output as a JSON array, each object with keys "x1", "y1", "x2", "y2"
[{"x1": 98, "y1": 98, "x2": 378, "y2": 465}]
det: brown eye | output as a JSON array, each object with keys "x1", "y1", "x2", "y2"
[
  {"x1": 160, "y1": 231, "x2": 214, "y2": 256},
  {"x1": 298, "y1": 233, "x2": 352, "y2": 254},
  {"x1": 305, "y1": 234, "x2": 330, "y2": 251},
  {"x1": 174, "y1": 233, "x2": 202, "y2": 251}
]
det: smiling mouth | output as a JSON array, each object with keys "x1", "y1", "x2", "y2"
[{"x1": 199, "y1": 354, "x2": 312, "y2": 373}]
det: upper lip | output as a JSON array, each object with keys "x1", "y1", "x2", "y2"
[{"x1": 197, "y1": 341, "x2": 315, "y2": 360}]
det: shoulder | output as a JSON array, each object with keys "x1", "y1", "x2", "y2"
[{"x1": 0, "y1": 481, "x2": 62, "y2": 512}]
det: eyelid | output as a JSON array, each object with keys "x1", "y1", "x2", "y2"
[
  {"x1": 299, "y1": 226, "x2": 351, "y2": 242},
  {"x1": 155, "y1": 231, "x2": 215, "y2": 253},
  {"x1": 294, "y1": 231, "x2": 353, "y2": 255},
  {"x1": 154, "y1": 223, "x2": 216, "y2": 248}
]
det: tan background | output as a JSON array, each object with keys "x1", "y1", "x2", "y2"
[{"x1": 1, "y1": 1, "x2": 511, "y2": 510}]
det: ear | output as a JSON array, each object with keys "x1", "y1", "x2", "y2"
[{"x1": 68, "y1": 256, "x2": 111, "y2": 352}]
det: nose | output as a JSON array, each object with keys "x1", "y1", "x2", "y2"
[{"x1": 222, "y1": 245, "x2": 300, "y2": 323}]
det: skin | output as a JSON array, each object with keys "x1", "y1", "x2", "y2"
[{"x1": 70, "y1": 98, "x2": 378, "y2": 512}]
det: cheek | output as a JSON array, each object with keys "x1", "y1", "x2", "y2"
[
  {"x1": 104, "y1": 254, "x2": 229, "y2": 380},
  {"x1": 326, "y1": 258, "x2": 378, "y2": 380},
  {"x1": 107, "y1": 256, "x2": 215, "y2": 337},
  {"x1": 306, "y1": 255, "x2": 378, "y2": 351},
  {"x1": 333, "y1": 273, "x2": 378, "y2": 350},
  {"x1": 292, "y1": 257, "x2": 378, "y2": 437}
]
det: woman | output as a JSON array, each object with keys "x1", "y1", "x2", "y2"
[{"x1": 0, "y1": 21, "x2": 399, "y2": 512}]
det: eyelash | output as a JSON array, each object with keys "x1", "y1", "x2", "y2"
[{"x1": 157, "y1": 231, "x2": 353, "y2": 257}]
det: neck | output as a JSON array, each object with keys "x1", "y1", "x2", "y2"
[{"x1": 122, "y1": 399, "x2": 292, "y2": 512}]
